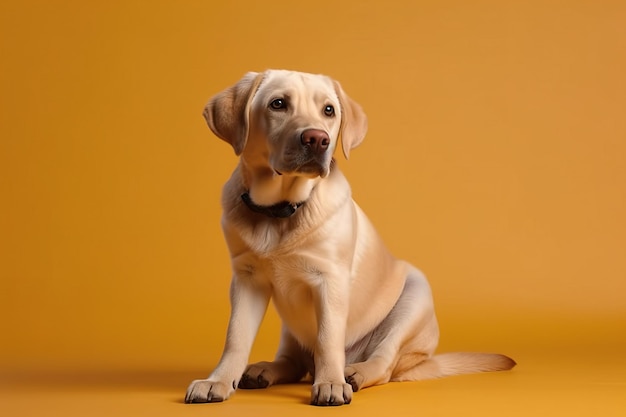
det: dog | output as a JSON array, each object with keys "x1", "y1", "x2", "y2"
[{"x1": 185, "y1": 70, "x2": 515, "y2": 406}]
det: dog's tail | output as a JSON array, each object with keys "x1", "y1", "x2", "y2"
[{"x1": 392, "y1": 352, "x2": 516, "y2": 382}]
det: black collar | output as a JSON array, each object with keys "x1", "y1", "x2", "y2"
[{"x1": 241, "y1": 192, "x2": 304, "y2": 218}]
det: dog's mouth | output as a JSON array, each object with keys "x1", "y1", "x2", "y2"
[
  {"x1": 270, "y1": 148, "x2": 331, "y2": 178},
  {"x1": 272, "y1": 159, "x2": 330, "y2": 178}
]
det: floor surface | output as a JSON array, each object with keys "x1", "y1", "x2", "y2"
[{"x1": 3, "y1": 350, "x2": 624, "y2": 417}]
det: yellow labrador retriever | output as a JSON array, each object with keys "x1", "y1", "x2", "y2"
[{"x1": 185, "y1": 70, "x2": 515, "y2": 406}]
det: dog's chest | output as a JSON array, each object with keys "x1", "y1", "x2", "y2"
[
  {"x1": 235, "y1": 216, "x2": 316, "y2": 258},
  {"x1": 237, "y1": 252, "x2": 322, "y2": 348},
  {"x1": 269, "y1": 259, "x2": 320, "y2": 347},
  {"x1": 240, "y1": 222, "x2": 286, "y2": 255}
]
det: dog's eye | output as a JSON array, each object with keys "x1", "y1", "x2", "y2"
[
  {"x1": 269, "y1": 98, "x2": 287, "y2": 111},
  {"x1": 323, "y1": 105, "x2": 335, "y2": 117}
]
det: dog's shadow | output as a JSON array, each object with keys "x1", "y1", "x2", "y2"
[
  {"x1": 12, "y1": 369, "x2": 368, "y2": 406},
  {"x1": 10, "y1": 368, "x2": 314, "y2": 405},
  {"x1": 172, "y1": 384, "x2": 312, "y2": 405},
  {"x1": 114, "y1": 370, "x2": 311, "y2": 405}
]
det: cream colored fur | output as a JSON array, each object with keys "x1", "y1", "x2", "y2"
[{"x1": 185, "y1": 70, "x2": 515, "y2": 406}]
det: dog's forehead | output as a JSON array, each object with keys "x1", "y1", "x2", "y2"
[{"x1": 257, "y1": 70, "x2": 336, "y2": 100}]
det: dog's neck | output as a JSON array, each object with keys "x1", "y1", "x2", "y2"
[{"x1": 240, "y1": 192, "x2": 304, "y2": 218}]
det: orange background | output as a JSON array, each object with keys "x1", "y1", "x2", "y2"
[{"x1": 1, "y1": 1, "x2": 625, "y2": 416}]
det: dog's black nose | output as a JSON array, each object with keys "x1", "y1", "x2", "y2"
[{"x1": 301, "y1": 129, "x2": 330, "y2": 154}]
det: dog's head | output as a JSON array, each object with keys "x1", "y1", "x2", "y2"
[{"x1": 203, "y1": 70, "x2": 368, "y2": 178}]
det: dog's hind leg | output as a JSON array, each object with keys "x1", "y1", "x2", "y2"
[{"x1": 344, "y1": 267, "x2": 439, "y2": 391}]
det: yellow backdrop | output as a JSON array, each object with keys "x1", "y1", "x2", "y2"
[{"x1": 1, "y1": 1, "x2": 625, "y2": 416}]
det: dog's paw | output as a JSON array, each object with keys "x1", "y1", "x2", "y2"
[
  {"x1": 238, "y1": 362, "x2": 273, "y2": 389},
  {"x1": 310, "y1": 382, "x2": 352, "y2": 406},
  {"x1": 344, "y1": 365, "x2": 365, "y2": 392},
  {"x1": 184, "y1": 379, "x2": 234, "y2": 403}
]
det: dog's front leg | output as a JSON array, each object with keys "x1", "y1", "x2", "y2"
[
  {"x1": 310, "y1": 278, "x2": 353, "y2": 406},
  {"x1": 185, "y1": 275, "x2": 270, "y2": 403}
]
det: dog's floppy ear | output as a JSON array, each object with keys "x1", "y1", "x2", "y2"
[
  {"x1": 203, "y1": 72, "x2": 265, "y2": 155},
  {"x1": 334, "y1": 80, "x2": 368, "y2": 159}
]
